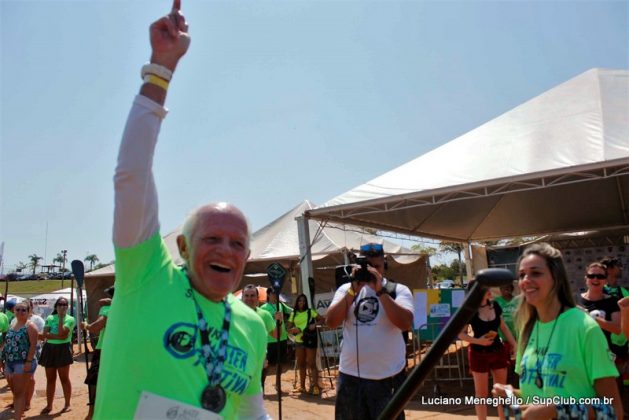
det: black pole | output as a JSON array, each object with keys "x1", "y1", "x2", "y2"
[
  {"x1": 3, "y1": 275, "x2": 8, "y2": 313},
  {"x1": 71, "y1": 260, "x2": 90, "y2": 379},
  {"x1": 266, "y1": 263, "x2": 287, "y2": 420},
  {"x1": 377, "y1": 268, "x2": 513, "y2": 420},
  {"x1": 307, "y1": 276, "x2": 334, "y2": 389},
  {"x1": 275, "y1": 293, "x2": 282, "y2": 420}
]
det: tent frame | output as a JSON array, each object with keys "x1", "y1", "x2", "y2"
[{"x1": 305, "y1": 159, "x2": 629, "y2": 242}]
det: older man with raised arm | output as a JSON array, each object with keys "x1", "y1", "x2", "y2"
[{"x1": 94, "y1": 2, "x2": 269, "y2": 418}]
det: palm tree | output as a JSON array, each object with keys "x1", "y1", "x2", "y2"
[
  {"x1": 84, "y1": 254, "x2": 100, "y2": 271},
  {"x1": 53, "y1": 252, "x2": 67, "y2": 272},
  {"x1": 28, "y1": 254, "x2": 43, "y2": 275}
]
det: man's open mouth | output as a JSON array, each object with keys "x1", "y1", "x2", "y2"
[{"x1": 210, "y1": 264, "x2": 231, "y2": 273}]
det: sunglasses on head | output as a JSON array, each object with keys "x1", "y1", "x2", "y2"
[
  {"x1": 360, "y1": 243, "x2": 384, "y2": 257},
  {"x1": 360, "y1": 243, "x2": 383, "y2": 252},
  {"x1": 586, "y1": 273, "x2": 606, "y2": 280}
]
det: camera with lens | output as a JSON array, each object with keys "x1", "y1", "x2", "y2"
[{"x1": 353, "y1": 256, "x2": 375, "y2": 283}]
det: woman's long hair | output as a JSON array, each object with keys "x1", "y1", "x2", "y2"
[
  {"x1": 51, "y1": 297, "x2": 69, "y2": 316},
  {"x1": 293, "y1": 294, "x2": 310, "y2": 313},
  {"x1": 515, "y1": 243, "x2": 575, "y2": 354}
]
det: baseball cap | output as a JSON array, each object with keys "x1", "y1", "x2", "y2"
[{"x1": 360, "y1": 243, "x2": 384, "y2": 257}]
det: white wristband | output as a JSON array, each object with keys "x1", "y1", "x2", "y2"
[{"x1": 141, "y1": 63, "x2": 173, "y2": 82}]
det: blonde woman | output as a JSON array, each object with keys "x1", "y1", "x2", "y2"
[
  {"x1": 0, "y1": 300, "x2": 38, "y2": 419},
  {"x1": 493, "y1": 243, "x2": 621, "y2": 419}
]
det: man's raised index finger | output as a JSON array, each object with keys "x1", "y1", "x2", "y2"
[{"x1": 172, "y1": 0, "x2": 181, "y2": 12}]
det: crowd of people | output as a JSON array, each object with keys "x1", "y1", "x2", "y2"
[
  {"x1": 0, "y1": 1, "x2": 627, "y2": 419},
  {"x1": 0, "y1": 297, "x2": 75, "y2": 419}
]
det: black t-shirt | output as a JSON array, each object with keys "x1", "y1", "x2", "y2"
[
  {"x1": 469, "y1": 301, "x2": 503, "y2": 352},
  {"x1": 579, "y1": 294, "x2": 621, "y2": 354}
]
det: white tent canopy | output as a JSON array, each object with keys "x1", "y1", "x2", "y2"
[
  {"x1": 307, "y1": 68, "x2": 629, "y2": 241},
  {"x1": 30, "y1": 287, "x2": 87, "y2": 319},
  {"x1": 243, "y1": 200, "x2": 420, "y2": 269}
]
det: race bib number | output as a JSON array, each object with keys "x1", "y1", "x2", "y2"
[{"x1": 134, "y1": 391, "x2": 222, "y2": 420}]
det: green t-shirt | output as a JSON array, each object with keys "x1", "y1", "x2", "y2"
[
  {"x1": 94, "y1": 232, "x2": 267, "y2": 419},
  {"x1": 260, "y1": 302, "x2": 292, "y2": 342},
  {"x1": 494, "y1": 295, "x2": 519, "y2": 339},
  {"x1": 45, "y1": 314, "x2": 76, "y2": 344},
  {"x1": 288, "y1": 309, "x2": 318, "y2": 344},
  {"x1": 0, "y1": 312, "x2": 8, "y2": 333},
  {"x1": 603, "y1": 285, "x2": 629, "y2": 347},
  {"x1": 516, "y1": 307, "x2": 618, "y2": 399},
  {"x1": 6, "y1": 311, "x2": 14, "y2": 325},
  {"x1": 255, "y1": 307, "x2": 275, "y2": 339},
  {"x1": 95, "y1": 305, "x2": 111, "y2": 351},
  {"x1": 0, "y1": 312, "x2": 8, "y2": 345}
]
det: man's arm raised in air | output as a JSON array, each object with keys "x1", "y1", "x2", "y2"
[{"x1": 113, "y1": 0, "x2": 191, "y2": 248}]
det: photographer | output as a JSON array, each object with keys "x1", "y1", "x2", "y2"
[{"x1": 326, "y1": 243, "x2": 414, "y2": 420}]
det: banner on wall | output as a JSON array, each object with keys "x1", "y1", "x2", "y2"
[
  {"x1": 413, "y1": 288, "x2": 466, "y2": 341},
  {"x1": 314, "y1": 291, "x2": 335, "y2": 316}
]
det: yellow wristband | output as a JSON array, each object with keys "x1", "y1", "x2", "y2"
[
  {"x1": 347, "y1": 288, "x2": 355, "y2": 297},
  {"x1": 143, "y1": 74, "x2": 169, "y2": 90}
]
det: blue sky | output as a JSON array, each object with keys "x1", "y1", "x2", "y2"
[{"x1": 1, "y1": 0, "x2": 627, "y2": 271}]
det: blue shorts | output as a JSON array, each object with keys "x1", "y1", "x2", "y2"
[{"x1": 5, "y1": 359, "x2": 38, "y2": 375}]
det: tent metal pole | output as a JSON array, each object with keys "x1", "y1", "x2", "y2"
[{"x1": 296, "y1": 216, "x2": 314, "y2": 305}]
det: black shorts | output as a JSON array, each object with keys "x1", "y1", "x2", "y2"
[
  {"x1": 39, "y1": 342, "x2": 73, "y2": 368},
  {"x1": 267, "y1": 340, "x2": 288, "y2": 365}
]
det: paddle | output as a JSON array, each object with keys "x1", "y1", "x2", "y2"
[
  {"x1": 267, "y1": 263, "x2": 287, "y2": 420},
  {"x1": 71, "y1": 260, "x2": 90, "y2": 379}
]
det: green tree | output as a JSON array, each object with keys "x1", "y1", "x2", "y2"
[
  {"x1": 84, "y1": 254, "x2": 100, "y2": 271},
  {"x1": 15, "y1": 261, "x2": 27, "y2": 272},
  {"x1": 449, "y1": 259, "x2": 467, "y2": 285},
  {"x1": 431, "y1": 263, "x2": 456, "y2": 282},
  {"x1": 411, "y1": 244, "x2": 438, "y2": 257},
  {"x1": 439, "y1": 241, "x2": 465, "y2": 283},
  {"x1": 28, "y1": 254, "x2": 43, "y2": 275}
]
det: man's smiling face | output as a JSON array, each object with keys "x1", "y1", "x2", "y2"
[{"x1": 178, "y1": 204, "x2": 250, "y2": 302}]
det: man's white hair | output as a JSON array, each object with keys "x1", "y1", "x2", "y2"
[{"x1": 180, "y1": 202, "x2": 252, "y2": 246}]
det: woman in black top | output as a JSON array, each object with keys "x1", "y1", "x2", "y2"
[{"x1": 459, "y1": 288, "x2": 516, "y2": 420}]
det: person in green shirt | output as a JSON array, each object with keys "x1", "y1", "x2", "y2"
[
  {"x1": 260, "y1": 288, "x2": 293, "y2": 369},
  {"x1": 287, "y1": 294, "x2": 324, "y2": 395},
  {"x1": 0, "y1": 311, "x2": 8, "y2": 343},
  {"x1": 5, "y1": 299, "x2": 16, "y2": 325},
  {"x1": 39, "y1": 297, "x2": 76, "y2": 414},
  {"x1": 494, "y1": 283, "x2": 519, "y2": 340},
  {"x1": 494, "y1": 282, "x2": 521, "y2": 387},
  {"x1": 493, "y1": 243, "x2": 621, "y2": 419},
  {"x1": 601, "y1": 256, "x2": 629, "y2": 387},
  {"x1": 241, "y1": 285, "x2": 276, "y2": 391},
  {"x1": 80, "y1": 286, "x2": 114, "y2": 420},
  {"x1": 94, "y1": 2, "x2": 269, "y2": 417}
]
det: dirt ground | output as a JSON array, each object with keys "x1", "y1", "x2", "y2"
[
  {"x1": 1, "y1": 347, "x2": 625, "y2": 419},
  {"x1": 0, "y1": 345, "x2": 481, "y2": 420}
]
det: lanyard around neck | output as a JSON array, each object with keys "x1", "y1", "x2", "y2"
[{"x1": 185, "y1": 272, "x2": 232, "y2": 387}]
